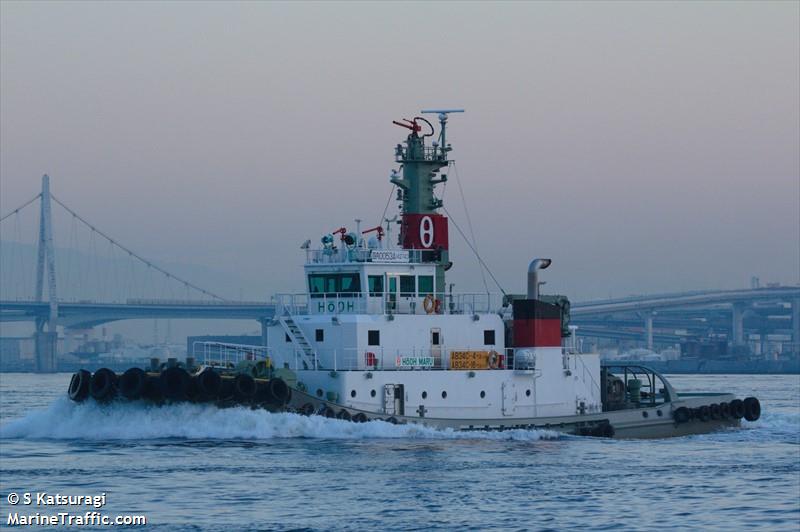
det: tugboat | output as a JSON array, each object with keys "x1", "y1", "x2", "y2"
[{"x1": 68, "y1": 110, "x2": 761, "y2": 438}]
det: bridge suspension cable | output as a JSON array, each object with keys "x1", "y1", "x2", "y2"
[
  {"x1": 48, "y1": 194, "x2": 226, "y2": 301},
  {"x1": 0, "y1": 193, "x2": 41, "y2": 223}
]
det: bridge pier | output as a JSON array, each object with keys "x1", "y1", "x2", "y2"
[
  {"x1": 731, "y1": 303, "x2": 746, "y2": 346},
  {"x1": 793, "y1": 298, "x2": 800, "y2": 356},
  {"x1": 644, "y1": 313, "x2": 654, "y2": 350},
  {"x1": 34, "y1": 319, "x2": 57, "y2": 373}
]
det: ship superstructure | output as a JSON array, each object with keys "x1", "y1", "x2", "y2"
[{"x1": 262, "y1": 111, "x2": 605, "y2": 421}]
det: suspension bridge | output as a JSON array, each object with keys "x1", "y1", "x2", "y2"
[{"x1": 1, "y1": 175, "x2": 276, "y2": 372}]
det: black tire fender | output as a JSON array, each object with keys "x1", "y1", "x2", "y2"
[
  {"x1": 196, "y1": 370, "x2": 221, "y2": 400},
  {"x1": 159, "y1": 367, "x2": 190, "y2": 401},
  {"x1": 729, "y1": 399, "x2": 745, "y2": 419},
  {"x1": 673, "y1": 407, "x2": 690, "y2": 424},
  {"x1": 743, "y1": 397, "x2": 761, "y2": 422},
  {"x1": 268, "y1": 378, "x2": 291, "y2": 406},
  {"x1": 118, "y1": 368, "x2": 146, "y2": 400},
  {"x1": 233, "y1": 374, "x2": 256, "y2": 402},
  {"x1": 90, "y1": 368, "x2": 117, "y2": 402},
  {"x1": 68, "y1": 370, "x2": 91, "y2": 402}
]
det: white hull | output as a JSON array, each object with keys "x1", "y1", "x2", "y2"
[{"x1": 286, "y1": 386, "x2": 742, "y2": 439}]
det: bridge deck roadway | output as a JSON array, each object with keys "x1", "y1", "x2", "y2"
[
  {"x1": 570, "y1": 287, "x2": 800, "y2": 316},
  {"x1": 1, "y1": 286, "x2": 798, "y2": 329},
  {"x1": 0, "y1": 300, "x2": 276, "y2": 329}
]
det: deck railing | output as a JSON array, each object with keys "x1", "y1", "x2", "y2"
[
  {"x1": 276, "y1": 346, "x2": 536, "y2": 372},
  {"x1": 306, "y1": 248, "x2": 434, "y2": 264},
  {"x1": 191, "y1": 341, "x2": 270, "y2": 368},
  {"x1": 274, "y1": 292, "x2": 505, "y2": 316}
]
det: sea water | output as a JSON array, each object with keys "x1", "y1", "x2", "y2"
[{"x1": 1, "y1": 373, "x2": 798, "y2": 530}]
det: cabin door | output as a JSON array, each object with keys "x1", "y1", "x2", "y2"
[
  {"x1": 502, "y1": 381, "x2": 516, "y2": 416},
  {"x1": 430, "y1": 327, "x2": 442, "y2": 369},
  {"x1": 383, "y1": 384, "x2": 404, "y2": 416}
]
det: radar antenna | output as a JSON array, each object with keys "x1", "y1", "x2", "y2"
[{"x1": 420, "y1": 109, "x2": 465, "y2": 151}]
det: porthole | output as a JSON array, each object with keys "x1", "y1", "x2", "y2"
[
  {"x1": 316, "y1": 389, "x2": 323, "y2": 398},
  {"x1": 370, "y1": 389, "x2": 376, "y2": 398},
  {"x1": 526, "y1": 389, "x2": 531, "y2": 397},
  {"x1": 350, "y1": 390, "x2": 357, "y2": 398},
  {"x1": 657, "y1": 409, "x2": 663, "y2": 417},
  {"x1": 422, "y1": 391, "x2": 428, "y2": 399},
  {"x1": 642, "y1": 411, "x2": 649, "y2": 418},
  {"x1": 441, "y1": 391, "x2": 447, "y2": 399},
  {"x1": 480, "y1": 391, "x2": 486, "y2": 399}
]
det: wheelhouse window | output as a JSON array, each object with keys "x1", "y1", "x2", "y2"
[
  {"x1": 308, "y1": 273, "x2": 362, "y2": 298},
  {"x1": 418, "y1": 275, "x2": 434, "y2": 295},
  {"x1": 400, "y1": 275, "x2": 415, "y2": 297},
  {"x1": 368, "y1": 275, "x2": 384, "y2": 296},
  {"x1": 340, "y1": 273, "x2": 360, "y2": 295}
]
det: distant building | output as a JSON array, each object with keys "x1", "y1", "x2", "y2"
[{"x1": 0, "y1": 336, "x2": 63, "y2": 371}]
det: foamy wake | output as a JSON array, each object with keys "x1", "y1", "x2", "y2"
[{"x1": 0, "y1": 397, "x2": 557, "y2": 442}]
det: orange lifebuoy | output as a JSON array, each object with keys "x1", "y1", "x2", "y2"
[
  {"x1": 423, "y1": 294, "x2": 435, "y2": 314},
  {"x1": 489, "y1": 350, "x2": 500, "y2": 369}
]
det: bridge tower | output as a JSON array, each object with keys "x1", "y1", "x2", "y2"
[{"x1": 34, "y1": 174, "x2": 58, "y2": 373}]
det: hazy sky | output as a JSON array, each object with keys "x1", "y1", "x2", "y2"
[{"x1": 2, "y1": 1, "x2": 799, "y2": 307}]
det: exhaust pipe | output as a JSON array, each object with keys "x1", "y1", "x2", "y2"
[{"x1": 527, "y1": 258, "x2": 552, "y2": 300}]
